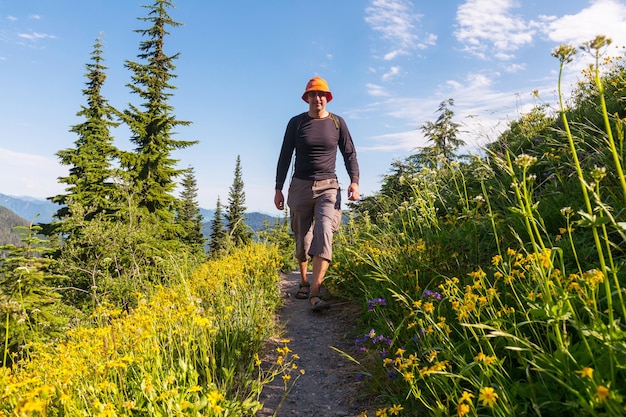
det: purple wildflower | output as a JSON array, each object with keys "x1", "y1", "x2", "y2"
[
  {"x1": 367, "y1": 297, "x2": 387, "y2": 311},
  {"x1": 422, "y1": 289, "x2": 442, "y2": 300}
]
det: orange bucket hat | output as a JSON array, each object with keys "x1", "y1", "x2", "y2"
[{"x1": 302, "y1": 76, "x2": 333, "y2": 103}]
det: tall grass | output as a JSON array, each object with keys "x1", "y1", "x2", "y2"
[
  {"x1": 329, "y1": 37, "x2": 626, "y2": 416},
  {"x1": 0, "y1": 243, "x2": 299, "y2": 416}
]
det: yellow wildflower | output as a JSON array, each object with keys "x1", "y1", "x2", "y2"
[
  {"x1": 583, "y1": 269, "x2": 604, "y2": 286},
  {"x1": 208, "y1": 389, "x2": 224, "y2": 404},
  {"x1": 459, "y1": 391, "x2": 474, "y2": 403},
  {"x1": 575, "y1": 367, "x2": 594, "y2": 379},
  {"x1": 486, "y1": 355, "x2": 498, "y2": 365},
  {"x1": 596, "y1": 385, "x2": 609, "y2": 403},
  {"x1": 457, "y1": 402, "x2": 471, "y2": 416},
  {"x1": 479, "y1": 387, "x2": 498, "y2": 408},
  {"x1": 389, "y1": 404, "x2": 403, "y2": 414}
]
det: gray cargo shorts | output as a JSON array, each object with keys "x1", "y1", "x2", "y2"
[{"x1": 287, "y1": 177, "x2": 342, "y2": 262}]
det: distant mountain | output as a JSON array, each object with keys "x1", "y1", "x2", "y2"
[
  {"x1": 0, "y1": 206, "x2": 30, "y2": 246},
  {"x1": 0, "y1": 193, "x2": 280, "y2": 238},
  {"x1": 0, "y1": 193, "x2": 57, "y2": 224},
  {"x1": 200, "y1": 211, "x2": 282, "y2": 239}
]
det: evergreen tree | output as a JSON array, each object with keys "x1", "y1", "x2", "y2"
[
  {"x1": 226, "y1": 155, "x2": 252, "y2": 246},
  {"x1": 0, "y1": 223, "x2": 77, "y2": 366},
  {"x1": 209, "y1": 196, "x2": 228, "y2": 258},
  {"x1": 49, "y1": 35, "x2": 120, "y2": 225},
  {"x1": 119, "y1": 0, "x2": 197, "y2": 224},
  {"x1": 418, "y1": 98, "x2": 464, "y2": 168},
  {"x1": 176, "y1": 167, "x2": 206, "y2": 252}
]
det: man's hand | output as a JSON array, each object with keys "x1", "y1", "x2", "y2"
[
  {"x1": 347, "y1": 183, "x2": 360, "y2": 201},
  {"x1": 274, "y1": 190, "x2": 285, "y2": 210}
]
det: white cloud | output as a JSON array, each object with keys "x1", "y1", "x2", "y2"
[
  {"x1": 365, "y1": 83, "x2": 391, "y2": 97},
  {"x1": 28, "y1": 14, "x2": 41, "y2": 20},
  {"x1": 0, "y1": 148, "x2": 66, "y2": 199},
  {"x1": 541, "y1": 0, "x2": 626, "y2": 87},
  {"x1": 18, "y1": 32, "x2": 56, "y2": 41},
  {"x1": 455, "y1": 0, "x2": 539, "y2": 60},
  {"x1": 418, "y1": 33, "x2": 438, "y2": 50},
  {"x1": 365, "y1": 0, "x2": 433, "y2": 59},
  {"x1": 361, "y1": 69, "x2": 545, "y2": 153},
  {"x1": 7, "y1": 15, "x2": 18, "y2": 22},
  {"x1": 503, "y1": 62, "x2": 527, "y2": 73},
  {"x1": 364, "y1": 129, "x2": 426, "y2": 152},
  {"x1": 382, "y1": 66, "x2": 402, "y2": 81},
  {"x1": 383, "y1": 49, "x2": 405, "y2": 61},
  {"x1": 545, "y1": 0, "x2": 626, "y2": 47}
]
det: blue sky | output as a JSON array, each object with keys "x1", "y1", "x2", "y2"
[{"x1": 2, "y1": 0, "x2": 626, "y2": 214}]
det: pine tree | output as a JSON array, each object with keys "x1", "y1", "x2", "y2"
[
  {"x1": 0, "y1": 223, "x2": 76, "y2": 366},
  {"x1": 419, "y1": 98, "x2": 464, "y2": 168},
  {"x1": 209, "y1": 196, "x2": 228, "y2": 258},
  {"x1": 119, "y1": 0, "x2": 197, "y2": 224},
  {"x1": 226, "y1": 155, "x2": 252, "y2": 246},
  {"x1": 49, "y1": 35, "x2": 120, "y2": 225},
  {"x1": 176, "y1": 167, "x2": 206, "y2": 252}
]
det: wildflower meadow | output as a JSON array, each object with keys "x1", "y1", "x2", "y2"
[
  {"x1": 328, "y1": 37, "x2": 626, "y2": 416},
  {"x1": 2, "y1": 34, "x2": 626, "y2": 417},
  {"x1": 1, "y1": 244, "x2": 301, "y2": 416}
]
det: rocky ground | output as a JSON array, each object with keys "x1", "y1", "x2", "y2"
[{"x1": 257, "y1": 272, "x2": 379, "y2": 417}]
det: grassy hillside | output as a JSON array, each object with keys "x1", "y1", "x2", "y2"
[{"x1": 0, "y1": 206, "x2": 29, "y2": 246}]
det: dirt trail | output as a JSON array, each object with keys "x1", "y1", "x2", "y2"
[{"x1": 257, "y1": 272, "x2": 378, "y2": 417}]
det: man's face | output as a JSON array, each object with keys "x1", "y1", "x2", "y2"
[{"x1": 308, "y1": 91, "x2": 328, "y2": 110}]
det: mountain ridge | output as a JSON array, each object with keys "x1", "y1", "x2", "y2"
[{"x1": 0, "y1": 193, "x2": 281, "y2": 242}]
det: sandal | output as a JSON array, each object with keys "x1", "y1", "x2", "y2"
[
  {"x1": 309, "y1": 293, "x2": 330, "y2": 312},
  {"x1": 295, "y1": 283, "x2": 310, "y2": 299}
]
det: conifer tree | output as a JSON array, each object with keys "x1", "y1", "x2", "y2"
[
  {"x1": 418, "y1": 98, "x2": 464, "y2": 168},
  {"x1": 226, "y1": 155, "x2": 252, "y2": 246},
  {"x1": 209, "y1": 196, "x2": 228, "y2": 258},
  {"x1": 0, "y1": 223, "x2": 76, "y2": 366},
  {"x1": 119, "y1": 0, "x2": 197, "y2": 224},
  {"x1": 49, "y1": 35, "x2": 119, "y2": 225},
  {"x1": 176, "y1": 167, "x2": 206, "y2": 252}
]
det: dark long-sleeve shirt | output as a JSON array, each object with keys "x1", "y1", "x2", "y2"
[{"x1": 275, "y1": 112, "x2": 360, "y2": 190}]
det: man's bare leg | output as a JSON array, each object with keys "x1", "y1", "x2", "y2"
[
  {"x1": 295, "y1": 260, "x2": 310, "y2": 299},
  {"x1": 309, "y1": 255, "x2": 330, "y2": 309},
  {"x1": 299, "y1": 260, "x2": 309, "y2": 286}
]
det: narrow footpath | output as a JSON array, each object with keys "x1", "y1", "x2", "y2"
[{"x1": 257, "y1": 272, "x2": 378, "y2": 417}]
